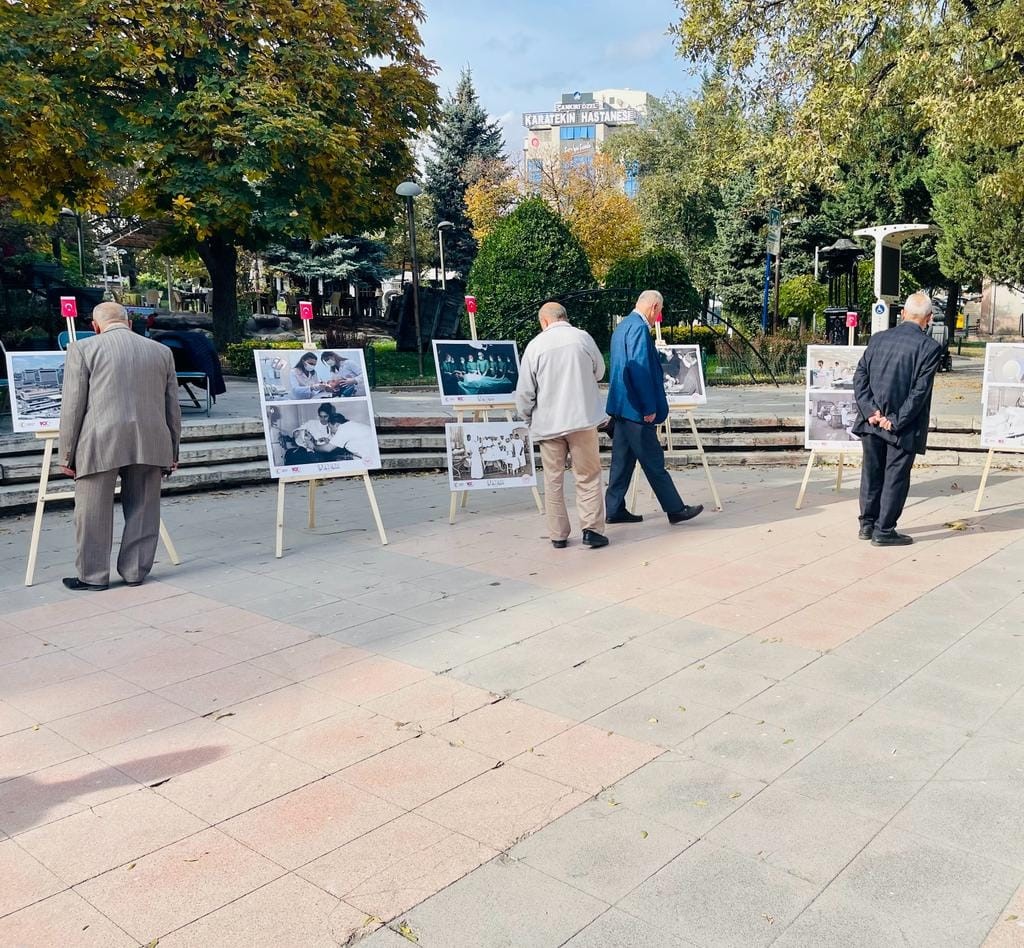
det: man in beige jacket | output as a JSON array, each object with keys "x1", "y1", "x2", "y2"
[
  {"x1": 59, "y1": 302, "x2": 181, "y2": 589},
  {"x1": 515, "y1": 302, "x2": 609, "y2": 549}
]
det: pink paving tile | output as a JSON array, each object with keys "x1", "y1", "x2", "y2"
[
  {"x1": 216, "y1": 683, "x2": 351, "y2": 742},
  {"x1": 210, "y1": 620, "x2": 316, "y2": 656},
  {"x1": 95, "y1": 717, "x2": 254, "y2": 785},
  {"x1": 0, "y1": 699, "x2": 35, "y2": 737},
  {"x1": 414, "y1": 765, "x2": 587, "y2": 851},
  {"x1": 68, "y1": 627, "x2": 182, "y2": 670},
  {"x1": 48, "y1": 692, "x2": 195, "y2": 753},
  {"x1": 363, "y1": 676, "x2": 498, "y2": 731},
  {"x1": 982, "y1": 882, "x2": 1024, "y2": 947},
  {"x1": 220, "y1": 774, "x2": 402, "y2": 869},
  {"x1": 121, "y1": 592, "x2": 223, "y2": 625},
  {"x1": 0, "y1": 890, "x2": 136, "y2": 947},
  {"x1": 153, "y1": 744, "x2": 322, "y2": 823},
  {"x1": 5, "y1": 598, "x2": 110, "y2": 632},
  {"x1": 0, "y1": 725, "x2": 83, "y2": 780},
  {"x1": 433, "y1": 699, "x2": 575, "y2": 761},
  {"x1": 685, "y1": 597, "x2": 800, "y2": 634},
  {"x1": 300, "y1": 813, "x2": 495, "y2": 921},
  {"x1": 510, "y1": 723, "x2": 663, "y2": 794},
  {"x1": 74, "y1": 827, "x2": 281, "y2": 944},
  {"x1": 92, "y1": 580, "x2": 183, "y2": 610},
  {"x1": 761, "y1": 614, "x2": 871, "y2": 651},
  {"x1": 625, "y1": 589, "x2": 725, "y2": 619},
  {"x1": 268, "y1": 707, "x2": 413, "y2": 774},
  {"x1": 152, "y1": 604, "x2": 268, "y2": 639},
  {"x1": 0, "y1": 837, "x2": 64, "y2": 916},
  {"x1": 0, "y1": 632, "x2": 58, "y2": 665},
  {"x1": 17, "y1": 788, "x2": 205, "y2": 885},
  {"x1": 31, "y1": 611, "x2": 153, "y2": 650},
  {"x1": 339, "y1": 733, "x2": 496, "y2": 810},
  {"x1": 0, "y1": 651, "x2": 97, "y2": 696},
  {"x1": 156, "y1": 661, "x2": 292, "y2": 715},
  {"x1": 0, "y1": 616, "x2": 22, "y2": 638},
  {"x1": 7, "y1": 670, "x2": 145, "y2": 723},
  {"x1": 305, "y1": 655, "x2": 432, "y2": 704},
  {"x1": 109, "y1": 643, "x2": 239, "y2": 692},
  {"x1": 159, "y1": 874, "x2": 374, "y2": 948},
  {"x1": 249, "y1": 637, "x2": 368, "y2": 681},
  {"x1": 0, "y1": 753, "x2": 144, "y2": 837}
]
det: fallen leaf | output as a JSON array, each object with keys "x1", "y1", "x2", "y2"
[
  {"x1": 127, "y1": 863, "x2": 136, "y2": 871},
  {"x1": 677, "y1": 705, "x2": 686, "y2": 712},
  {"x1": 647, "y1": 716, "x2": 659, "y2": 724},
  {"x1": 945, "y1": 519, "x2": 970, "y2": 531},
  {"x1": 762, "y1": 914, "x2": 775, "y2": 925},
  {"x1": 693, "y1": 800, "x2": 708, "y2": 807},
  {"x1": 145, "y1": 940, "x2": 159, "y2": 948},
  {"x1": 729, "y1": 791, "x2": 742, "y2": 800},
  {"x1": 1006, "y1": 914, "x2": 1019, "y2": 921},
  {"x1": 783, "y1": 738, "x2": 795, "y2": 745},
  {"x1": 696, "y1": 664, "x2": 706, "y2": 670},
  {"x1": 183, "y1": 852, "x2": 209, "y2": 863},
  {"x1": 607, "y1": 798, "x2": 621, "y2": 807},
  {"x1": 640, "y1": 830, "x2": 649, "y2": 839},
  {"x1": 32, "y1": 724, "x2": 40, "y2": 731},
  {"x1": 641, "y1": 560, "x2": 649, "y2": 566},
  {"x1": 396, "y1": 921, "x2": 419, "y2": 943},
  {"x1": 214, "y1": 712, "x2": 234, "y2": 721},
  {"x1": 363, "y1": 915, "x2": 382, "y2": 927}
]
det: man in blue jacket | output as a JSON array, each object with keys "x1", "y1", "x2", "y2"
[{"x1": 604, "y1": 291, "x2": 703, "y2": 526}]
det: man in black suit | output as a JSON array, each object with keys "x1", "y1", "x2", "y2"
[{"x1": 852, "y1": 292, "x2": 943, "y2": 546}]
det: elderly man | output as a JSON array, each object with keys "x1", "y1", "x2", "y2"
[
  {"x1": 852, "y1": 291, "x2": 943, "y2": 546},
  {"x1": 515, "y1": 301, "x2": 609, "y2": 549},
  {"x1": 59, "y1": 302, "x2": 181, "y2": 589},
  {"x1": 605, "y1": 290, "x2": 703, "y2": 526}
]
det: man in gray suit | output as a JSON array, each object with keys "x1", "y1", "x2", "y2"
[{"x1": 59, "y1": 302, "x2": 181, "y2": 589}]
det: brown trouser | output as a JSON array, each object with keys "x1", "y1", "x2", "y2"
[
  {"x1": 74, "y1": 464, "x2": 163, "y2": 587},
  {"x1": 538, "y1": 428, "x2": 605, "y2": 541}
]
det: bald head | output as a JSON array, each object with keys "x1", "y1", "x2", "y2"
[
  {"x1": 635, "y1": 290, "x2": 664, "y2": 326},
  {"x1": 902, "y1": 292, "x2": 933, "y2": 327},
  {"x1": 92, "y1": 302, "x2": 130, "y2": 329},
  {"x1": 538, "y1": 301, "x2": 568, "y2": 330}
]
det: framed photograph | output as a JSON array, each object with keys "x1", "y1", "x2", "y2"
[
  {"x1": 804, "y1": 345, "x2": 865, "y2": 451},
  {"x1": 657, "y1": 344, "x2": 707, "y2": 405},
  {"x1": 257, "y1": 348, "x2": 368, "y2": 401},
  {"x1": 806, "y1": 345, "x2": 863, "y2": 391},
  {"x1": 432, "y1": 340, "x2": 520, "y2": 405},
  {"x1": 5, "y1": 350, "x2": 65, "y2": 432},
  {"x1": 445, "y1": 421, "x2": 536, "y2": 491},
  {"x1": 980, "y1": 344, "x2": 1024, "y2": 451},
  {"x1": 254, "y1": 347, "x2": 380, "y2": 479}
]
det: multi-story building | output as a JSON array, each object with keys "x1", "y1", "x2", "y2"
[{"x1": 522, "y1": 88, "x2": 653, "y2": 194}]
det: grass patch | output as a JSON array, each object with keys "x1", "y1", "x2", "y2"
[{"x1": 371, "y1": 340, "x2": 437, "y2": 387}]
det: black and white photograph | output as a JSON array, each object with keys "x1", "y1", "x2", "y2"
[
  {"x1": 657, "y1": 344, "x2": 707, "y2": 405},
  {"x1": 262, "y1": 398, "x2": 381, "y2": 477},
  {"x1": 257, "y1": 347, "x2": 368, "y2": 401},
  {"x1": 983, "y1": 343, "x2": 1024, "y2": 385},
  {"x1": 806, "y1": 393, "x2": 862, "y2": 448},
  {"x1": 433, "y1": 340, "x2": 520, "y2": 404},
  {"x1": 980, "y1": 385, "x2": 1024, "y2": 449},
  {"x1": 807, "y1": 345, "x2": 863, "y2": 390},
  {"x1": 5, "y1": 351, "x2": 65, "y2": 432},
  {"x1": 445, "y1": 421, "x2": 536, "y2": 491}
]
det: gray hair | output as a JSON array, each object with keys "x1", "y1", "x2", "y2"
[
  {"x1": 636, "y1": 290, "x2": 663, "y2": 311},
  {"x1": 92, "y1": 301, "x2": 129, "y2": 326},
  {"x1": 902, "y1": 292, "x2": 933, "y2": 320}
]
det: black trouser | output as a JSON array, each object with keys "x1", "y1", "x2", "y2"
[
  {"x1": 605, "y1": 417, "x2": 684, "y2": 517},
  {"x1": 859, "y1": 434, "x2": 916, "y2": 533}
]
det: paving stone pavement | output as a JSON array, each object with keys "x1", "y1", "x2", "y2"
[{"x1": 0, "y1": 463, "x2": 1022, "y2": 947}]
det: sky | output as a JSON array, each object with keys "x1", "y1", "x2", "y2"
[{"x1": 417, "y1": 0, "x2": 699, "y2": 156}]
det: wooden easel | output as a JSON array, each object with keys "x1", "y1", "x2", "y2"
[
  {"x1": 24, "y1": 314, "x2": 181, "y2": 586},
  {"x1": 273, "y1": 316, "x2": 388, "y2": 557},
  {"x1": 794, "y1": 450, "x2": 849, "y2": 509},
  {"x1": 973, "y1": 448, "x2": 1022, "y2": 511}
]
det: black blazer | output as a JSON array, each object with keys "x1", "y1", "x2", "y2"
[{"x1": 852, "y1": 321, "x2": 943, "y2": 455}]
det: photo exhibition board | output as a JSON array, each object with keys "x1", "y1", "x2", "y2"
[
  {"x1": 980, "y1": 343, "x2": 1024, "y2": 450},
  {"x1": 445, "y1": 420, "x2": 537, "y2": 492},
  {"x1": 254, "y1": 347, "x2": 381, "y2": 478},
  {"x1": 5, "y1": 350, "x2": 66, "y2": 433},
  {"x1": 432, "y1": 340, "x2": 521, "y2": 406},
  {"x1": 804, "y1": 345, "x2": 866, "y2": 452},
  {"x1": 656, "y1": 344, "x2": 707, "y2": 406}
]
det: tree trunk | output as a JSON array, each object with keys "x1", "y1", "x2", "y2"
[{"x1": 197, "y1": 233, "x2": 239, "y2": 348}]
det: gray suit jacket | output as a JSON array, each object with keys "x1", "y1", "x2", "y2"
[{"x1": 60, "y1": 324, "x2": 182, "y2": 477}]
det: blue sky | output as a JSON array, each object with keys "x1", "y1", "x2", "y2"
[{"x1": 418, "y1": 0, "x2": 699, "y2": 155}]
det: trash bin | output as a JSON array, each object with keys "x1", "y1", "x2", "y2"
[{"x1": 823, "y1": 307, "x2": 848, "y2": 345}]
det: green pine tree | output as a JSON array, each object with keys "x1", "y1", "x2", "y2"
[{"x1": 424, "y1": 68, "x2": 504, "y2": 278}]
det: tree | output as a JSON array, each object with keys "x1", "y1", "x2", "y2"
[
  {"x1": 0, "y1": 0, "x2": 436, "y2": 344},
  {"x1": 422, "y1": 69, "x2": 504, "y2": 278},
  {"x1": 467, "y1": 198, "x2": 597, "y2": 350},
  {"x1": 712, "y1": 172, "x2": 769, "y2": 330},
  {"x1": 605, "y1": 249, "x2": 701, "y2": 326},
  {"x1": 263, "y1": 235, "x2": 391, "y2": 287},
  {"x1": 464, "y1": 158, "x2": 520, "y2": 243}
]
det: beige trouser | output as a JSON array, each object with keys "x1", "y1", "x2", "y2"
[
  {"x1": 538, "y1": 428, "x2": 605, "y2": 541},
  {"x1": 74, "y1": 464, "x2": 163, "y2": 586}
]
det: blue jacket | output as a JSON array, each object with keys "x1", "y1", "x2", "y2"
[{"x1": 605, "y1": 311, "x2": 668, "y2": 424}]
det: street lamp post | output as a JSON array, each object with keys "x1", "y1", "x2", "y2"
[
  {"x1": 771, "y1": 217, "x2": 801, "y2": 334},
  {"x1": 437, "y1": 221, "x2": 454, "y2": 291},
  {"x1": 396, "y1": 181, "x2": 424, "y2": 375},
  {"x1": 59, "y1": 208, "x2": 85, "y2": 277}
]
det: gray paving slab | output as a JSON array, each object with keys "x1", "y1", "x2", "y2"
[
  {"x1": 618, "y1": 840, "x2": 818, "y2": 948},
  {"x1": 401, "y1": 858, "x2": 607, "y2": 948},
  {"x1": 734, "y1": 681, "x2": 871, "y2": 742},
  {"x1": 977, "y1": 686, "x2": 1024, "y2": 744},
  {"x1": 632, "y1": 619, "x2": 744, "y2": 662},
  {"x1": 511, "y1": 798, "x2": 695, "y2": 903},
  {"x1": 876, "y1": 667, "x2": 1018, "y2": 730},
  {"x1": 588, "y1": 687, "x2": 726, "y2": 749},
  {"x1": 649, "y1": 659, "x2": 776, "y2": 711},
  {"x1": 785, "y1": 653, "x2": 915, "y2": 703},
  {"x1": 562, "y1": 907, "x2": 700, "y2": 947}
]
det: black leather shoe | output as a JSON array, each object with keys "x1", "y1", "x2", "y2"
[
  {"x1": 858, "y1": 523, "x2": 875, "y2": 540},
  {"x1": 123, "y1": 580, "x2": 145, "y2": 587},
  {"x1": 606, "y1": 510, "x2": 643, "y2": 524},
  {"x1": 551, "y1": 539, "x2": 568, "y2": 549},
  {"x1": 668, "y1": 504, "x2": 704, "y2": 524},
  {"x1": 582, "y1": 530, "x2": 609, "y2": 548},
  {"x1": 871, "y1": 531, "x2": 913, "y2": 547},
  {"x1": 62, "y1": 577, "x2": 108, "y2": 591}
]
